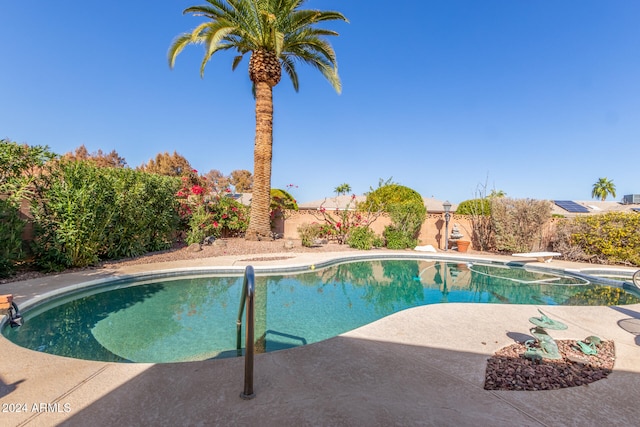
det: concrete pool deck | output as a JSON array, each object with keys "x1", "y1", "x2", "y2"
[{"x1": 1, "y1": 251, "x2": 639, "y2": 426}]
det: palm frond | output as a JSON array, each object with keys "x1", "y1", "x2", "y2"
[
  {"x1": 280, "y1": 55, "x2": 299, "y2": 91},
  {"x1": 169, "y1": 0, "x2": 346, "y2": 92}
]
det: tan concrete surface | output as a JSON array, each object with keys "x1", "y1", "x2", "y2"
[{"x1": 1, "y1": 251, "x2": 639, "y2": 426}]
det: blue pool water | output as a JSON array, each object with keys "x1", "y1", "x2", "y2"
[{"x1": 3, "y1": 259, "x2": 639, "y2": 363}]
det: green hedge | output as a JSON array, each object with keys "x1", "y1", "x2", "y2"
[
  {"x1": 31, "y1": 160, "x2": 180, "y2": 271},
  {"x1": 0, "y1": 139, "x2": 55, "y2": 276}
]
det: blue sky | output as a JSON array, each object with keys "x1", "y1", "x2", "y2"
[{"x1": 2, "y1": 1, "x2": 639, "y2": 204}]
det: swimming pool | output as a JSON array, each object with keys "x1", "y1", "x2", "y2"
[{"x1": 3, "y1": 258, "x2": 639, "y2": 363}]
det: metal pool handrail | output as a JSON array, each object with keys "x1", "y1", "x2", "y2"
[{"x1": 236, "y1": 265, "x2": 256, "y2": 399}]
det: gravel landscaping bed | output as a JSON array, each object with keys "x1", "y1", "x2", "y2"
[{"x1": 485, "y1": 339, "x2": 615, "y2": 391}]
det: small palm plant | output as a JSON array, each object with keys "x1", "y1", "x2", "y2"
[{"x1": 591, "y1": 177, "x2": 616, "y2": 201}]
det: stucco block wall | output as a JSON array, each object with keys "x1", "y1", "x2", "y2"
[{"x1": 282, "y1": 210, "x2": 474, "y2": 250}]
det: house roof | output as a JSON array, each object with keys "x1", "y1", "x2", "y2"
[
  {"x1": 238, "y1": 192, "x2": 639, "y2": 216},
  {"x1": 298, "y1": 195, "x2": 457, "y2": 212},
  {"x1": 551, "y1": 200, "x2": 640, "y2": 216}
]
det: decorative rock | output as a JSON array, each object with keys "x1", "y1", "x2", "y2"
[
  {"x1": 203, "y1": 236, "x2": 216, "y2": 245},
  {"x1": 213, "y1": 239, "x2": 227, "y2": 248},
  {"x1": 283, "y1": 240, "x2": 295, "y2": 249},
  {"x1": 188, "y1": 243, "x2": 202, "y2": 252}
]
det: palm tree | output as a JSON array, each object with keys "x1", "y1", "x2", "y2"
[
  {"x1": 168, "y1": 0, "x2": 347, "y2": 240},
  {"x1": 334, "y1": 183, "x2": 351, "y2": 196},
  {"x1": 591, "y1": 177, "x2": 616, "y2": 201}
]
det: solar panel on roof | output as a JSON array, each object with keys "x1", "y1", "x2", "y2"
[{"x1": 553, "y1": 200, "x2": 590, "y2": 213}]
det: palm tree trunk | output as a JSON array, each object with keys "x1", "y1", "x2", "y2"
[{"x1": 246, "y1": 81, "x2": 274, "y2": 240}]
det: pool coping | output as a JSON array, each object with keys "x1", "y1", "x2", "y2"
[{"x1": 1, "y1": 250, "x2": 640, "y2": 426}]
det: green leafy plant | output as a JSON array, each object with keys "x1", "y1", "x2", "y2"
[
  {"x1": 346, "y1": 226, "x2": 381, "y2": 250},
  {"x1": 383, "y1": 227, "x2": 417, "y2": 250}
]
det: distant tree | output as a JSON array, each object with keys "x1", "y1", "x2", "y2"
[
  {"x1": 334, "y1": 183, "x2": 352, "y2": 195},
  {"x1": 488, "y1": 189, "x2": 506, "y2": 198},
  {"x1": 138, "y1": 151, "x2": 192, "y2": 177},
  {"x1": 230, "y1": 169, "x2": 253, "y2": 193},
  {"x1": 204, "y1": 169, "x2": 231, "y2": 193},
  {"x1": 64, "y1": 145, "x2": 127, "y2": 168},
  {"x1": 591, "y1": 177, "x2": 616, "y2": 201}
]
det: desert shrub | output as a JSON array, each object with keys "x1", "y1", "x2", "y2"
[
  {"x1": 457, "y1": 192, "x2": 494, "y2": 251},
  {"x1": 491, "y1": 198, "x2": 553, "y2": 253},
  {"x1": 456, "y1": 198, "x2": 491, "y2": 216},
  {"x1": 569, "y1": 212, "x2": 640, "y2": 266},
  {"x1": 346, "y1": 226, "x2": 381, "y2": 250},
  {"x1": 297, "y1": 223, "x2": 324, "y2": 247},
  {"x1": 550, "y1": 219, "x2": 590, "y2": 262}
]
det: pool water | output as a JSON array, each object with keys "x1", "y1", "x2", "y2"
[{"x1": 4, "y1": 259, "x2": 639, "y2": 363}]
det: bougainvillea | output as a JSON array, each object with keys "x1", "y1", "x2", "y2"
[{"x1": 175, "y1": 171, "x2": 249, "y2": 244}]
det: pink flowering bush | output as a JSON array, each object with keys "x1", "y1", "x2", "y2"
[
  {"x1": 175, "y1": 171, "x2": 249, "y2": 244},
  {"x1": 314, "y1": 194, "x2": 369, "y2": 244}
]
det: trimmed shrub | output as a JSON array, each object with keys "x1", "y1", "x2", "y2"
[
  {"x1": 365, "y1": 184, "x2": 426, "y2": 250},
  {"x1": 362, "y1": 184, "x2": 422, "y2": 212},
  {"x1": 456, "y1": 198, "x2": 491, "y2": 216}
]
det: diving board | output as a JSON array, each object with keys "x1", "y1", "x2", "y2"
[{"x1": 512, "y1": 252, "x2": 562, "y2": 263}]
